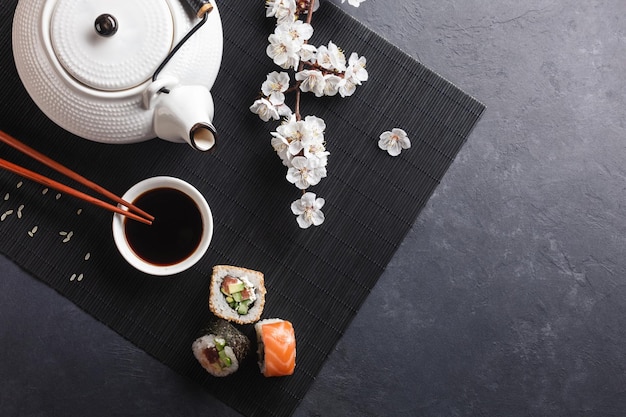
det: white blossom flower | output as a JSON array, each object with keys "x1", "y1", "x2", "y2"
[
  {"x1": 250, "y1": 94, "x2": 291, "y2": 121},
  {"x1": 347, "y1": 52, "x2": 368, "y2": 83},
  {"x1": 266, "y1": 0, "x2": 297, "y2": 24},
  {"x1": 296, "y1": 69, "x2": 326, "y2": 97},
  {"x1": 274, "y1": 99, "x2": 293, "y2": 117},
  {"x1": 378, "y1": 128, "x2": 411, "y2": 156},
  {"x1": 266, "y1": 31, "x2": 300, "y2": 69},
  {"x1": 316, "y1": 41, "x2": 346, "y2": 72},
  {"x1": 271, "y1": 134, "x2": 292, "y2": 166},
  {"x1": 273, "y1": 115, "x2": 307, "y2": 156},
  {"x1": 338, "y1": 73, "x2": 357, "y2": 97},
  {"x1": 250, "y1": 97, "x2": 280, "y2": 121},
  {"x1": 322, "y1": 74, "x2": 342, "y2": 96},
  {"x1": 301, "y1": 116, "x2": 328, "y2": 163},
  {"x1": 262, "y1": 71, "x2": 291, "y2": 102},
  {"x1": 286, "y1": 155, "x2": 326, "y2": 189},
  {"x1": 276, "y1": 20, "x2": 314, "y2": 45},
  {"x1": 302, "y1": 115, "x2": 326, "y2": 142},
  {"x1": 299, "y1": 44, "x2": 317, "y2": 62},
  {"x1": 291, "y1": 192, "x2": 325, "y2": 228},
  {"x1": 341, "y1": 0, "x2": 366, "y2": 7},
  {"x1": 302, "y1": 139, "x2": 329, "y2": 166}
]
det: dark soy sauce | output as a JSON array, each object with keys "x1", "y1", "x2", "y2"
[{"x1": 124, "y1": 187, "x2": 203, "y2": 266}]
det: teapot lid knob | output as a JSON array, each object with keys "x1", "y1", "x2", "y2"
[{"x1": 94, "y1": 14, "x2": 118, "y2": 37}]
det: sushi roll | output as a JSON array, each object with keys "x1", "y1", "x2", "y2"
[
  {"x1": 255, "y1": 318, "x2": 296, "y2": 377},
  {"x1": 209, "y1": 265, "x2": 266, "y2": 325},
  {"x1": 192, "y1": 319, "x2": 250, "y2": 377}
]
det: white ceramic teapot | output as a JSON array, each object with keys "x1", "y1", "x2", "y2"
[{"x1": 12, "y1": 0, "x2": 223, "y2": 151}]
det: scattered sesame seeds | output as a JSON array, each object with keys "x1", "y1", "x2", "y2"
[
  {"x1": 27, "y1": 226, "x2": 38, "y2": 238},
  {"x1": 17, "y1": 205, "x2": 24, "y2": 219},
  {"x1": 70, "y1": 273, "x2": 84, "y2": 283}
]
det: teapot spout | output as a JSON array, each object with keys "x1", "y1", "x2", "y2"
[
  {"x1": 189, "y1": 122, "x2": 217, "y2": 151},
  {"x1": 147, "y1": 79, "x2": 217, "y2": 152}
]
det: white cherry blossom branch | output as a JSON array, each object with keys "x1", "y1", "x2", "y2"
[{"x1": 251, "y1": 0, "x2": 368, "y2": 228}]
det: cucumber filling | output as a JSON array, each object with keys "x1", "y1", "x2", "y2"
[
  {"x1": 203, "y1": 337, "x2": 233, "y2": 370},
  {"x1": 220, "y1": 275, "x2": 256, "y2": 315}
]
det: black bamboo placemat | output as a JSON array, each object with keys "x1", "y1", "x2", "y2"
[{"x1": 0, "y1": 2, "x2": 484, "y2": 416}]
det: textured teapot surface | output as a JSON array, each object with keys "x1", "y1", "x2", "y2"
[{"x1": 12, "y1": 0, "x2": 223, "y2": 144}]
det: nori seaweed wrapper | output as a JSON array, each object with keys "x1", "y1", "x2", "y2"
[{"x1": 202, "y1": 318, "x2": 250, "y2": 362}]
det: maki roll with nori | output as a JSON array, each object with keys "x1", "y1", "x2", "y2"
[
  {"x1": 192, "y1": 319, "x2": 250, "y2": 377},
  {"x1": 209, "y1": 265, "x2": 266, "y2": 324}
]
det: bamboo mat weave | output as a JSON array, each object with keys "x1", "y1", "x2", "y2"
[{"x1": 0, "y1": 2, "x2": 484, "y2": 416}]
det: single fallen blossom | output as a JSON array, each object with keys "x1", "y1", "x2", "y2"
[
  {"x1": 291, "y1": 192, "x2": 325, "y2": 228},
  {"x1": 378, "y1": 128, "x2": 411, "y2": 156}
]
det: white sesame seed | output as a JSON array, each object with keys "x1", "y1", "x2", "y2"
[
  {"x1": 77, "y1": 274, "x2": 84, "y2": 282},
  {"x1": 84, "y1": 253, "x2": 91, "y2": 261},
  {"x1": 16, "y1": 181, "x2": 23, "y2": 188},
  {"x1": 70, "y1": 274, "x2": 76, "y2": 281}
]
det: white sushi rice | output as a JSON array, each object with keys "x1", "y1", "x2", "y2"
[{"x1": 192, "y1": 334, "x2": 239, "y2": 377}]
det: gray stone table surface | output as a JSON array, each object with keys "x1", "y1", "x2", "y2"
[{"x1": 2, "y1": 0, "x2": 626, "y2": 416}]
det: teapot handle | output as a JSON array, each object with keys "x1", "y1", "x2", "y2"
[
  {"x1": 142, "y1": 75, "x2": 179, "y2": 109},
  {"x1": 182, "y1": 0, "x2": 214, "y2": 18}
]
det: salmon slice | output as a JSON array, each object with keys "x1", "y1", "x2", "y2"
[{"x1": 259, "y1": 320, "x2": 296, "y2": 377}]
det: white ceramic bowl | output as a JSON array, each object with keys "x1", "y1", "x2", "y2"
[{"x1": 112, "y1": 176, "x2": 213, "y2": 276}]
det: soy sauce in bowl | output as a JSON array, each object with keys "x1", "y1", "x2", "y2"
[{"x1": 124, "y1": 187, "x2": 203, "y2": 266}]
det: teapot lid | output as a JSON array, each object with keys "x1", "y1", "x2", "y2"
[{"x1": 50, "y1": 0, "x2": 174, "y2": 91}]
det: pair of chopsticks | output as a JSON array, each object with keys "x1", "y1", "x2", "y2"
[{"x1": 0, "y1": 130, "x2": 154, "y2": 225}]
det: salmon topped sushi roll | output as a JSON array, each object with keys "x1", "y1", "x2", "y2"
[{"x1": 255, "y1": 318, "x2": 296, "y2": 377}]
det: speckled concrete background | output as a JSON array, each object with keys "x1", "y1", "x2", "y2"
[{"x1": 2, "y1": 0, "x2": 626, "y2": 416}]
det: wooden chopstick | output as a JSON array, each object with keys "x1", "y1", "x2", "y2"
[{"x1": 0, "y1": 131, "x2": 153, "y2": 225}]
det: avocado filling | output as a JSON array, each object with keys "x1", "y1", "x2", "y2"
[
  {"x1": 221, "y1": 275, "x2": 257, "y2": 315},
  {"x1": 203, "y1": 337, "x2": 233, "y2": 372}
]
